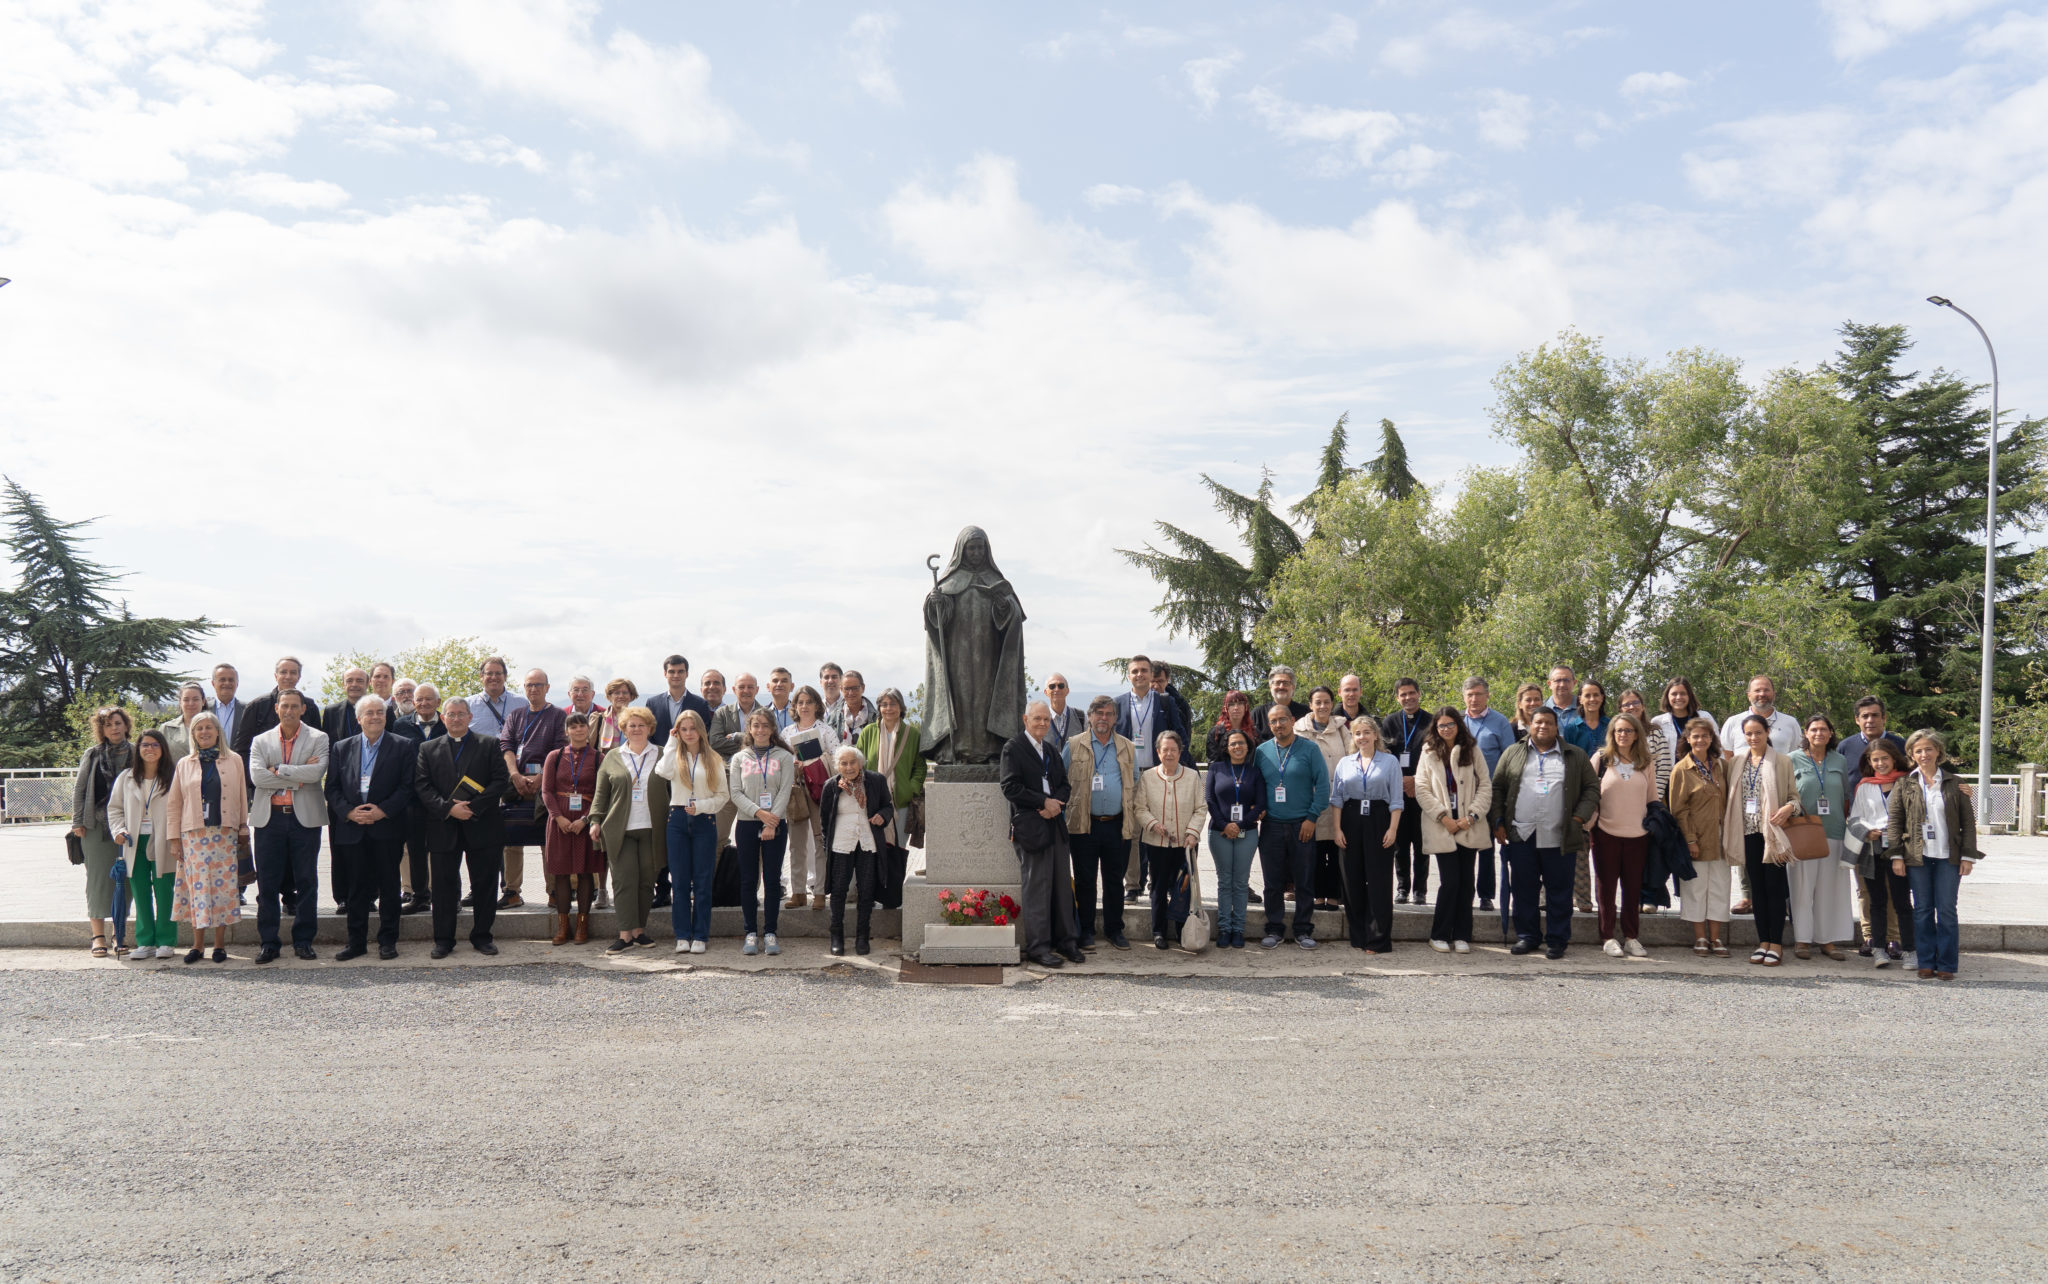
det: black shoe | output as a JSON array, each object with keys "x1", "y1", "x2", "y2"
[
  {"x1": 255, "y1": 945, "x2": 281, "y2": 964},
  {"x1": 335, "y1": 944, "x2": 367, "y2": 962},
  {"x1": 402, "y1": 899, "x2": 430, "y2": 915},
  {"x1": 1058, "y1": 945, "x2": 1085, "y2": 964},
  {"x1": 1545, "y1": 944, "x2": 1566, "y2": 960},
  {"x1": 855, "y1": 937, "x2": 871, "y2": 955},
  {"x1": 605, "y1": 938, "x2": 633, "y2": 955},
  {"x1": 183, "y1": 948, "x2": 204, "y2": 965},
  {"x1": 1029, "y1": 952, "x2": 1064, "y2": 968},
  {"x1": 210, "y1": 947, "x2": 226, "y2": 964},
  {"x1": 496, "y1": 892, "x2": 523, "y2": 909},
  {"x1": 293, "y1": 946, "x2": 318, "y2": 961},
  {"x1": 1078, "y1": 933, "x2": 1097, "y2": 950},
  {"x1": 829, "y1": 936, "x2": 845, "y2": 956},
  {"x1": 379, "y1": 945, "x2": 398, "y2": 961},
  {"x1": 632, "y1": 934, "x2": 656, "y2": 949},
  {"x1": 1510, "y1": 938, "x2": 1536, "y2": 956},
  {"x1": 400, "y1": 891, "x2": 415, "y2": 905},
  {"x1": 1480, "y1": 898, "x2": 1495, "y2": 912},
  {"x1": 431, "y1": 944, "x2": 454, "y2": 959},
  {"x1": 460, "y1": 893, "x2": 476, "y2": 907},
  {"x1": 1395, "y1": 890, "x2": 1409, "y2": 905},
  {"x1": 1153, "y1": 933, "x2": 1168, "y2": 950},
  {"x1": 473, "y1": 941, "x2": 498, "y2": 956},
  {"x1": 650, "y1": 891, "x2": 672, "y2": 909}
]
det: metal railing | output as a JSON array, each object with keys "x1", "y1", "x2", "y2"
[{"x1": 1, "y1": 767, "x2": 76, "y2": 824}]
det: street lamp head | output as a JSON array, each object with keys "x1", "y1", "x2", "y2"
[{"x1": 1927, "y1": 295, "x2": 1951, "y2": 307}]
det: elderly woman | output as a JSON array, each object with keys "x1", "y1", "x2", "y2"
[
  {"x1": 109, "y1": 729, "x2": 179, "y2": 959},
  {"x1": 1134, "y1": 730, "x2": 1209, "y2": 949},
  {"x1": 1207, "y1": 690, "x2": 1260, "y2": 765},
  {"x1": 595, "y1": 678, "x2": 637, "y2": 754},
  {"x1": 157, "y1": 682, "x2": 208, "y2": 761},
  {"x1": 1788, "y1": 713, "x2": 1854, "y2": 960},
  {"x1": 1302, "y1": 686, "x2": 1350, "y2": 915},
  {"x1": 164, "y1": 711, "x2": 247, "y2": 963},
  {"x1": 729, "y1": 709, "x2": 797, "y2": 957},
  {"x1": 540, "y1": 712, "x2": 605, "y2": 946},
  {"x1": 1724, "y1": 713, "x2": 1802, "y2": 966},
  {"x1": 70, "y1": 706, "x2": 135, "y2": 957},
  {"x1": 658, "y1": 709, "x2": 728, "y2": 954},
  {"x1": 1332, "y1": 718, "x2": 1404, "y2": 953},
  {"x1": 817, "y1": 744, "x2": 895, "y2": 955},
  {"x1": 590, "y1": 706, "x2": 668, "y2": 955},
  {"x1": 1668, "y1": 718, "x2": 1731, "y2": 956},
  {"x1": 1885, "y1": 729, "x2": 1979, "y2": 981},
  {"x1": 855, "y1": 688, "x2": 926, "y2": 907},
  {"x1": 1415, "y1": 706, "x2": 1492, "y2": 953}
]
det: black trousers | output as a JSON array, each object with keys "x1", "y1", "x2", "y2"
[
  {"x1": 1069, "y1": 817, "x2": 1130, "y2": 938},
  {"x1": 337, "y1": 836, "x2": 405, "y2": 949},
  {"x1": 1745, "y1": 832, "x2": 1790, "y2": 945},
  {"x1": 1258, "y1": 814, "x2": 1317, "y2": 938},
  {"x1": 1314, "y1": 838, "x2": 1345, "y2": 900},
  {"x1": 1339, "y1": 799, "x2": 1394, "y2": 949},
  {"x1": 827, "y1": 847, "x2": 879, "y2": 940},
  {"x1": 405, "y1": 820, "x2": 433, "y2": 905},
  {"x1": 329, "y1": 824, "x2": 351, "y2": 908},
  {"x1": 1015, "y1": 834, "x2": 1079, "y2": 960},
  {"x1": 1392, "y1": 803, "x2": 1427, "y2": 896},
  {"x1": 1142, "y1": 843, "x2": 1190, "y2": 938},
  {"x1": 1864, "y1": 869, "x2": 1915, "y2": 950},
  {"x1": 1431, "y1": 848, "x2": 1477, "y2": 943},
  {"x1": 431, "y1": 825, "x2": 501, "y2": 949}
]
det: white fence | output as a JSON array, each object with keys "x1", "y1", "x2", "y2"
[{"x1": 1, "y1": 768, "x2": 75, "y2": 824}]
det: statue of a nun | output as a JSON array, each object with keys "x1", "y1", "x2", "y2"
[{"x1": 921, "y1": 526, "x2": 1027, "y2": 764}]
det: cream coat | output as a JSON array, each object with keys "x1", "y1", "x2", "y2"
[
  {"x1": 1414, "y1": 743, "x2": 1494, "y2": 854},
  {"x1": 107, "y1": 766, "x2": 178, "y2": 863},
  {"x1": 1302, "y1": 715, "x2": 1349, "y2": 841},
  {"x1": 1134, "y1": 764, "x2": 1208, "y2": 847},
  {"x1": 1720, "y1": 747, "x2": 1799, "y2": 865}
]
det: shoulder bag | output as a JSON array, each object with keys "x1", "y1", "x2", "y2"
[{"x1": 1783, "y1": 814, "x2": 1830, "y2": 861}]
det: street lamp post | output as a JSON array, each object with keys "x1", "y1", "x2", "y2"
[{"x1": 1927, "y1": 295, "x2": 2000, "y2": 816}]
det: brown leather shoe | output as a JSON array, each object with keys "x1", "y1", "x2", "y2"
[
  {"x1": 1917, "y1": 968, "x2": 1935, "y2": 979},
  {"x1": 782, "y1": 894, "x2": 805, "y2": 910},
  {"x1": 1794, "y1": 944, "x2": 1811, "y2": 959},
  {"x1": 810, "y1": 894, "x2": 826, "y2": 910},
  {"x1": 550, "y1": 913, "x2": 570, "y2": 946},
  {"x1": 1820, "y1": 943, "x2": 1845, "y2": 960},
  {"x1": 573, "y1": 912, "x2": 590, "y2": 944},
  {"x1": 1936, "y1": 971, "x2": 1956, "y2": 981}
]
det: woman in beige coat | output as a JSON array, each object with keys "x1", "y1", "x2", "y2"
[
  {"x1": 1303, "y1": 686, "x2": 1351, "y2": 913},
  {"x1": 1134, "y1": 731, "x2": 1209, "y2": 949},
  {"x1": 1414, "y1": 707, "x2": 1492, "y2": 952},
  {"x1": 1721, "y1": 714, "x2": 1801, "y2": 966}
]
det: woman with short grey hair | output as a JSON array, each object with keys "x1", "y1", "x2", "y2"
[{"x1": 817, "y1": 743, "x2": 893, "y2": 956}]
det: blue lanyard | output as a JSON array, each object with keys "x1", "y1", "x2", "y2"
[
  {"x1": 626, "y1": 747, "x2": 650, "y2": 788},
  {"x1": 1275, "y1": 741, "x2": 1295, "y2": 777},
  {"x1": 360, "y1": 736, "x2": 380, "y2": 781},
  {"x1": 1229, "y1": 763, "x2": 1247, "y2": 804},
  {"x1": 1091, "y1": 739, "x2": 1115, "y2": 775}
]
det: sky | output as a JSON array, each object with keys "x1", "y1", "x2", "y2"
[{"x1": 2, "y1": 0, "x2": 2045, "y2": 705}]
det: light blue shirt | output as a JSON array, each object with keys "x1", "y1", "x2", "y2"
[
  {"x1": 467, "y1": 692, "x2": 510, "y2": 738},
  {"x1": 1330, "y1": 750, "x2": 1406, "y2": 812},
  {"x1": 359, "y1": 731, "x2": 382, "y2": 787},
  {"x1": 1463, "y1": 708, "x2": 1516, "y2": 774},
  {"x1": 1086, "y1": 735, "x2": 1122, "y2": 816},
  {"x1": 212, "y1": 698, "x2": 238, "y2": 743}
]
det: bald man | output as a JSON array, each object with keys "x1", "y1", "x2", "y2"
[{"x1": 496, "y1": 668, "x2": 567, "y2": 909}]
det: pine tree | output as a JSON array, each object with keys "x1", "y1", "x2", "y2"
[
  {"x1": 1364, "y1": 417, "x2": 1419, "y2": 501},
  {"x1": 0, "y1": 478, "x2": 214, "y2": 763},
  {"x1": 1826, "y1": 323, "x2": 2045, "y2": 732}
]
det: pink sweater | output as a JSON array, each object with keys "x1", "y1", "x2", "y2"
[{"x1": 1596, "y1": 762, "x2": 1652, "y2": 837}]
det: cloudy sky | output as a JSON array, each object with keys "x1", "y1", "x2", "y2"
[{"x1": 2, "y1": 0, "x2": 2043, "y2": 703}]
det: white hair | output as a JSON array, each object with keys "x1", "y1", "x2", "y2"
[
  {"x1": 355, "y1": 693, "x2": 386, "y2": 716},
  {"x1": 414, "y1": 682, "x2": 439, "y2": 698},
  {"x1": 835, "y1": 744, "x2": 866, "y2": 769}
]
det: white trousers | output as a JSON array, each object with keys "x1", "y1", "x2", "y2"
[
  {"x1": 1787, "y1": 839, "x2": 1856, "y2": 944},
  {"x1": 786, "y1": 812, "x2": 826, "y2": 894},
  {"x1": 1679, "y1": 860, "x2": 1732, "y2": 922}
]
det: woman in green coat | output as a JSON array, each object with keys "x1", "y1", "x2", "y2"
[
  {"x1": 1788, "y1": 713, "x2": 1853, "y2": 959},
  {"x1": 855, "y1": 689, "x2": 927, "y2": 901}
]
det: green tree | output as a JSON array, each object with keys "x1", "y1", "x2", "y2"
[
  {"x1": 320, "y1": 637, "x2": 508, "y2": 705},
  {"x1": 0, "y1": 478, "x2": 213, "y2": 765},
  {"x1": 1363, "y1": 417, "x2": 1419, "y2": 501}
]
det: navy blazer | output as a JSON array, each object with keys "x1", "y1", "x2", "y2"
[
  {"x1": 324, "y1": 732, "x2": 416, "y2": 843},
  {"x1": 999, "y1": 732, "x2": 1071, "y2": 852},
  {"x1": 644, "y1": 690, "x2": 714, "y2": 745},
  {"x1": 1113, "y1": 690, "x2": 1186, "y2": 762}
]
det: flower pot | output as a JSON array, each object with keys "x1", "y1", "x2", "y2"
[{"x1": 921, "y1": 922, "x2": 1020, "y2": 966}]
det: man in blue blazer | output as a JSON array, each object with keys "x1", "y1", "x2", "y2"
[{"x1": 324, "y1": 696, "x2": 416, "y2": 961}]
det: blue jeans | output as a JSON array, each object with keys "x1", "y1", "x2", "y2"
[
  {"x1": 735, "y1": 818, "x2": 789, "y2": 935},
  {"x1": 1907, "y1": 858, "x2": 1962, "y2": 974},
  {"x1": 666, "y1": 809, "x2": 719, "y2": 943},
  {"x1": 1503, "y1": 839, "x2": 1574, "y2": 949},
  {"x1": 1208, "y1": 829, "x2": 1259, "y2": 935},
  {"x1": 255, "y1": 814, "x2": 322, "y2": 948}
]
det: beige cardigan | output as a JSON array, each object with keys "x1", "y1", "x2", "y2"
[
  {"x1": 1134, "y1": 765, "x2": 1208, "y2": 847},
  {"x1": 107, "y1": 766, "x2": 179, "y2": 865},
  {"x1": 163, "y1": 750, "x2": 250, "y2": 850},
  {"x1": 1414, "y1": 744, "x2": 1494, "y2": 854},
  {"x1": 1720, "y1": 747, "x2": 1799, "y2": 865},
  {"x1": 1302, "y1": 716, "x2": 1350, "y2": 841}
]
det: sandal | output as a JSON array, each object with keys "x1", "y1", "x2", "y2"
[
  {"x1": 1711, "y1": 941, "x2": 1731, "y2": 958},
  {"x1": 1820, "y1": 943, "x2": 1845, "y2": 961},
  {"x1": 1749, "y1": 948, "x2": 1768, "y2": 964},
  {"x1": 1794, "y1": 943, "x2": 1812, "y2": 960},
  {"x1": 1762, "y1": 948, "x2": 1783, "y2": 967},
  {"x1": 1693, "y1": 937, "x2": 1710, "y2": 957},
  {"x1": 90, "y1": 935, "x2": 109, "y2": 958}
]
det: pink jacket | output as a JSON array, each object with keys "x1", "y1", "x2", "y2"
[{"x1": 164, "y1": 750, "x2": 250, "y2": 842}]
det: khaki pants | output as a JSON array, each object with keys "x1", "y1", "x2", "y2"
[
  {"x1": 717, "y1": 800, "x2": 737, "y2": 851},
  {"x1": 503, "y1": 846, "x2": 527, "y2": 896},
  {"x1": 787, "y1": 812, "x2": 825, "y2": 894}
]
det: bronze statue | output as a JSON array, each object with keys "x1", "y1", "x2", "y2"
[{"x1": 922, "y1": 526, "x2": 1026, "y2": 763}]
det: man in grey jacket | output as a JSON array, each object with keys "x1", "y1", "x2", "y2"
[{"x1": 249, "y1": 689, "x2": 330, "y2": 963}]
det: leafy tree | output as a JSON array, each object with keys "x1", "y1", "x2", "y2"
[
  {"x1": 0, "y1": 478, "x2": 213, "y2": 765},
  {"x1": 319, "y1": 637, "x2": 508, "y2": 706}
]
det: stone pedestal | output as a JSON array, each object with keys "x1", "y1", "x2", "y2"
[
  {"x1": 901, "y1": 763, "x2": 1023, "y2": 958},
  {"x1": 922, "y1": 924, "x2": 1020, "y2": 965}
]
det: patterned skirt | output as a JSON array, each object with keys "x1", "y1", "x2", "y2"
[{"x1": 172, "y1": 828, "x2": 244, "y2": 930}]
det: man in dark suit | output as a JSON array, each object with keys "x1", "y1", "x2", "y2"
[
  {"x1": 324, "y1": 696, "x2": 415, "y2": 961},
  {"x1": 322, "y1": 666, "x2": 371, "y2": 909},
  {"x1": 413, "y1": 696, "x2": 510, "y2": 958},
  {"x1": 393, "y1": 683, "x2": 445, "y2": 914},
  {"x1": 999, "y1": 702, "x2": 1084, "y2": 968},
  {"x1": 643, "y1": 653, "x2": 714, "y2": 746}
]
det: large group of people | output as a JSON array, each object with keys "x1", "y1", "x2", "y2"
[
  {"x1": 67, "y1": 651, "x2": 1982, "y2": 982},
  {"x1": 996, "y1": 659, "x2": 1982, "y2": 981},
  {"x1": 68, "y1": 654, "x2": 921, "y2": 963}
]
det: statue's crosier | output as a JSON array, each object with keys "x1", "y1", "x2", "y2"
[{"x1": 921, "y1": 526, "x2": 1026, "y2": 764}]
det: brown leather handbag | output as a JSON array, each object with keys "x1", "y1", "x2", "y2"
[{"x1": 1783, "y1": 815, "x2": 1831, "y2": 860}]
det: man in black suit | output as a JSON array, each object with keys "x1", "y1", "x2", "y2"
[
  {"x1": 998, "y1": 702, "x2": 1084, "y2": 968},
  {"x1": 322, "y1": 666, "x2": 371, "y2": 909},
  {"x1": 643, "y1": 654, "x2": 714, "y2": 746},
  {"x1": 413, "y1": 696, "x2": 510, "y2": 958},
  {"x1": 324, "y1": 696, "x2": 415, "y2": 961},
  {"x1": 393, "y1": 683, "x2": 445, "y2": 914}
]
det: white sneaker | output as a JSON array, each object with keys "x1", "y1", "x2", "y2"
[
  {"x1": 690, "y1": 939, "x2": 706, "y2": 954},
  {"x1": 743, "y1": 933, "x2": 759, "y2": 956},
  {"x1": 1624, "y1": 938, "x2": 1647, "y2": 958},
  {"x1": 764, "y1": 933, "x2": 780, "y2": 956},
  {"x1": 675, "y1": 939, "x2": 690, "y2": 954},
  {"x1": 1452, "y1": 940, "x2": 1470, "y2": 954},
  {"x1": 1603, "y1": 938, "x2": 1624, "y2": 957},
  {"x1": 1429, "y1": 939, "x2": 1451, "y2": 953}
]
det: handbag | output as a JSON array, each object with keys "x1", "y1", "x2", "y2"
[
  {"x1": 66, "y1": 831, "x2": 86, "y2": 866},
  {"x1": 1783, "y1": 814, "x2": 1830, "y2": 861},
  {"x1": 1179, "y1": 845, "x2": 1212, "y2": 953}
]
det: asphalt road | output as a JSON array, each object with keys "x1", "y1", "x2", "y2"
[{"x1": 4, "y1": 962, "x2": 2046, "y2": 1282}]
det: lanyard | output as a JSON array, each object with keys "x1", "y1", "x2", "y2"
[
  {"x1": 361, "y1": 736, "x2": 380, "y2": 781},
  {"x1": 626, "y1": 747, "x2": 651, "y2": 788},
  {"x1": 1229, "y1": 763, "x2": 1247, "y2": 804},
  {"x1": 485, "y1": 694, "x2": 506, "y2": 724},
  {"x1": 566, "y1": 747, "x2": 586, "y2": 790},
  {"x1": 1275, "y1": 740, "x2": 1295, "y2": 776},
  {"x1": 1092, "y1": 738, "x2": 1115, "y2": 775},
  {"x1": 1403, "y1": 711, "x2": 1422, "y2": 745}
]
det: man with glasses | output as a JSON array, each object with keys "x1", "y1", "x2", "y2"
[
  {"x1": 1044, "y1": 673, "x2": 1083, "y2": 759},
  {"x1": 465, "y1": 657, "x2": 514, "y2": 739},
  {"x1": 496, "y1": 668, "x2": 567, "y2": 910}
]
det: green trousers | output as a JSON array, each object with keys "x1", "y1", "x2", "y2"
[{"x1": 131, "y1": 836, "x2": 179, "y2": 950}]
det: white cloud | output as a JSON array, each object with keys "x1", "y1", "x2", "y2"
[
  {"x1": 219, "y1": 170, "x2": 349, "y2": 208},
  {"x1": 1620, "y1": 70, "x2": 1691, "y2": 99},
  {"x1": 359, "y1": 0, "x2": 740, "y2": 153},
  {"x1": 1182, "y1": 52, "x2": 1240, "y2": 111},
  {"x1": 1380, "y1": 11, "x2": 1538, "y2": 75},
  {"x1": 1304, "y1": 15, "x2": 1359, "y2": 57},
  {"x1": 882, "y1": 154, "x2": 1133, "y2": 282},
  {"x1": 1243, "y1": 87, "x2": 1405, "y2": 174},
  {"x1": 1474, "y1": 89, "x2": 1533, "y2": 149},
  {"x1": 1964, "y1": 10, "x2": 2048, "y2": 59},
  {"x1": 1083, "y1": 183, "x2": 1145, "y2": 208},
  {"x1": 1819, "y1": 0, "x2": 2001, "y2": 59},
  {"x1": 844, "y1": 12, "x2": 901, "y2": 105}
]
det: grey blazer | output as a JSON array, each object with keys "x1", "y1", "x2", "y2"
[{"x1": 248, "y1": 725, "x2": 331, "y2": 828}]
